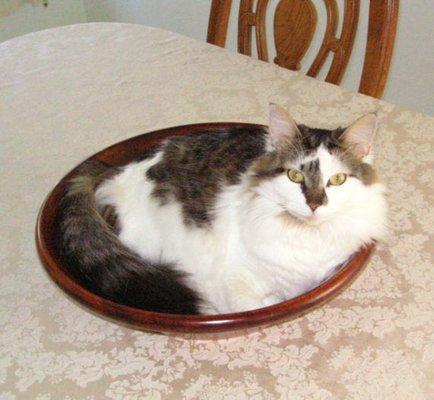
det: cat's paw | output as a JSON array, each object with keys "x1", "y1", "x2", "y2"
[
  {"x1": 198, "y1": 302, "x2": 220, "y2": 315},
  {"x1": 230, "y1": 295, "x2": 268, "y2": 313},
  {"x1": 262, "y1": 294, "x2": 282, "y2": 307},
  {"x1": 230, "y1": 294, "x2": 282, "y2": 312}
]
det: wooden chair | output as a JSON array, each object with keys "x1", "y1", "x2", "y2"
[{"x1": 207, "y1": 0, "x2": 399, "y2": 99}]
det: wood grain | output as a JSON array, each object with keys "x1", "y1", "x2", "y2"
[
  {"x1": 359, "y1": 0, "x2": 400, "y2": 98},
  {"x1": 207, "y1": 0, "x2": 233, "y2": 48},
  {"x1": 238, "y1": 0, "x2": 254, "y2": 56},
  {"x1": 207, "y1": 0, "x2": 399, "y2": 99},
  {"x1": 274, "y1": 0, "x2": 317, "y2": 70},
  {"x1": 36, "y1": 123, "x2": 375, "y2": 334}
]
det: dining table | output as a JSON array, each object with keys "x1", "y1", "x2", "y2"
[{"x1": 0, "y1": 22, "x2": 433, "y2": 399}]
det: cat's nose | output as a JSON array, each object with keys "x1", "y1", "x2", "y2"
[
  {"x1": 306, "y1": 189, "x2": 327, "y2": 212},
  {"x1": 307, "y1": 201, "x2": 321, "y2": 212}
]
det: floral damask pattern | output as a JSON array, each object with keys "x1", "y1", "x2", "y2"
[{"x1": 0, "y1": 24, "x2": 433, "y2": 399}]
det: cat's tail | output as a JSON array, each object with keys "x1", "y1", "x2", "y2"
[{"x1": 56, "y1": 160, "x2": 200, "y2": 314}]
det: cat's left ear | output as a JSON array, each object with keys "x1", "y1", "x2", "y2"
[
  {"x1": 268, "y1": 103, "x2": 300, "y2": 144},
  {"x1": 340, "y1": 114, "x2": 378, "y2": 158}
]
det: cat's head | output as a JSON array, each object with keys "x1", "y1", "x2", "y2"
[{"x1": 250, "y1": 104, "x2": 384, "y2": 227}]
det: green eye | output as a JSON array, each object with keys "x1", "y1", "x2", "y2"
[
  {"x1": 287, "y1": 169, "x2": 304, "y2": 183},
  {"x1": 328, "y1": 173, "x2": 347, "y2": 186}
]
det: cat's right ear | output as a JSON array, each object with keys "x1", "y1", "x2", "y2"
[{"x1": 268, "y1": 103, "x2": 300, "y2": 144}]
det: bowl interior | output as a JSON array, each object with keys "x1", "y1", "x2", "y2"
[{"x1": 36, "y1": 123, "x2": 374, "y2": 334}]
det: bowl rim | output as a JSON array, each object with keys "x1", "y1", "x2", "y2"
[{"x1": 35, "y1": 122, "x2": 375, "y2": 334}]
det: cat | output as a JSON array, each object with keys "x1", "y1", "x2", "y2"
[{"x1": 57, "y1": 104, "x2": 387, "y2": 315}]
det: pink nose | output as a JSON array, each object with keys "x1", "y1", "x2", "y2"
[{"x1": 307, "y1": 201, "x2": 321, "y2": 211}]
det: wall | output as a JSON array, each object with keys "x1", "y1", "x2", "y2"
[
  {"x1": 385, "y1": 0, "x2": 434, "y2": 115},
  {"x1": 1, "y1": 0, "x2": 433, "y2": 115},
  {"x1": 83, "y1": 0, "x2": 210, "y2": 40},
  {"x1": 0, "y1": 0, "x2": 87, "y2": 42}
]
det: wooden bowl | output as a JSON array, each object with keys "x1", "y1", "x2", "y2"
[{"x1": 36, "y1": 123, "x2": 374, "y2": 334}]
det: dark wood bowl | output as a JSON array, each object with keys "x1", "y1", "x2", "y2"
[{"x1": 36, "y1": 123, "x2": 374, "y2": 335}]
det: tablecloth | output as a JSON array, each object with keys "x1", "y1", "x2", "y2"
[{"x1": 0, "y1": 23, "x2": 433, "y2": 399}]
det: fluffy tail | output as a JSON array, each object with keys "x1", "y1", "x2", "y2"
[{"x1": 56, "y1": 160, "x2": 200, "y2": 314}]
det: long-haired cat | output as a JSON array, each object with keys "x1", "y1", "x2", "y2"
[{"x1": 57, "y1": 104, "x2": 387, "y2": 314}]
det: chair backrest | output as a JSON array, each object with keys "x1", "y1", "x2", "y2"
[{"x1": 207, "y1": 0, "x2": 399, "y2": 99}]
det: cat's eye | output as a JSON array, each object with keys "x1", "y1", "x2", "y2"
[
  {"x1": 328, "y1": 173, "x2": 347, "y2": 186},
  {"x1": 287, "y1": 169, "x2": 304, "y2": 183}
]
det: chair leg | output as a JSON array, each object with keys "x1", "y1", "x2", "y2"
[{"x1": 207, "y1": 0, "x2": 233, "y2": 48}]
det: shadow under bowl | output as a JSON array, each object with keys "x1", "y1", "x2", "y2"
[{"x1": 36, "y1": 123, "x2": 374, "y2": 335}]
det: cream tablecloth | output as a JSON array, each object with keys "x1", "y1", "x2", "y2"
[{"x1": 1, "y1": 23, "x2": 433, "y2": 399}]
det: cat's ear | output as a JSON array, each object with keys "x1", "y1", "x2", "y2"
[
  {"x1": 340, "y1": 114, "x2": 378, "y2": 158},
  {"x1": 268, "y1": 103, "x2": 300, "y2": 144}
]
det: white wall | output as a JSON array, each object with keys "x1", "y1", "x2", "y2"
[
  {"x1": 83, "y1": 0, "x2": 211, "y2": 40},
  {"x1": 1, "y1": 0, "x2": 433, "y2": 115},
  {"x1": 0, "y1": 0, "x2": 87, "y2": 42},
  {"x1": 385, "y1": 0, "x2": 434, "y2": 115}
]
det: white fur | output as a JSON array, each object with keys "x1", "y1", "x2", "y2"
[{"x1": 96, "y1": 146, "x2": 387, "y2": 314}]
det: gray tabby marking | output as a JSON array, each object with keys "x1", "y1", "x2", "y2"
[{"x1": 146, "y1": 127, "x2": 266, "y2": 227}]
